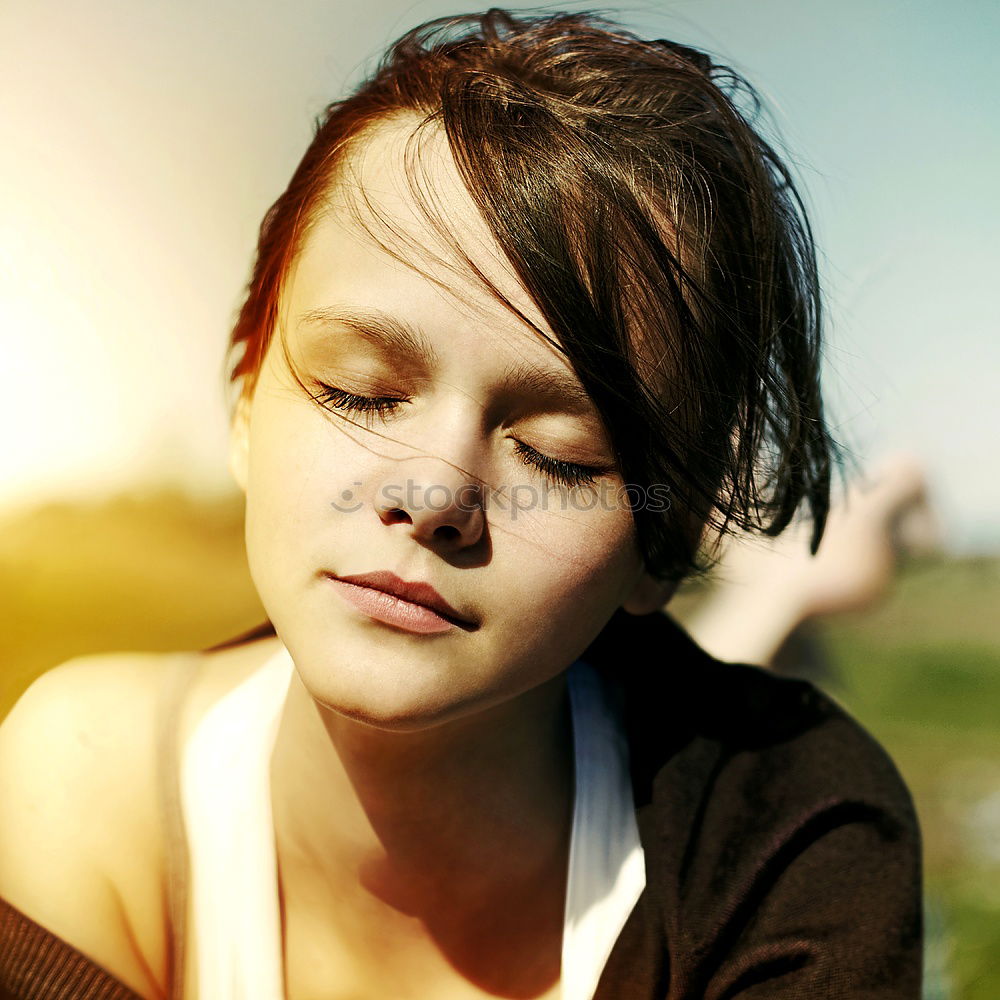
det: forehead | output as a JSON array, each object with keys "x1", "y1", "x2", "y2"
[
  {"x1": 292, "y1": 116, "x2": 552, "y2": 346},
  {"x1": 271, "y1": 119, "x2": 621, "y2": 429}
]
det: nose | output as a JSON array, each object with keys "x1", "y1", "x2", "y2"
[{"x1": 374, "y1": 453, "x2": 486, "y2": 548}]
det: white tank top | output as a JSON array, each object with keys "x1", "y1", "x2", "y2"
[{"x1": 180, "y1": 644, "x2": 645, "y2": 1000}]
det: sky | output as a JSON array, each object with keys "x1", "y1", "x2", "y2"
[{"x1": 1, "y1": 0, "x2": 997, "y2": 551}]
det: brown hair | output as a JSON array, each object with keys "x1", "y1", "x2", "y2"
[{"x1": 225, "y1": 7, "x2": 837, "y2": 586}]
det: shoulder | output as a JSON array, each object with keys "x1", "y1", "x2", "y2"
[
  {"x1": 644, "y1": 660, "x2": 923, "y2": 994},
  {"x1": 608, "y1": 610, "x2": 917, "y2": 823},
  {"x1": 700, "y1": 657, "x2": 916, "y2": 822},
  {"x1": 592, "y1": 610, "x2": 922, "y2": 992},
  {"x1": 0, "y1": 651, "x2": 184, "y2": 998},
  {"x1": 642, "y1": 651, "x2": 920, "y2": 853},
  {"x1": 0, "y1": 640, "x2": 280, "y2": 999},
  {"x1": 608, "y1": 607, "x2": 920, "y2": 871}
]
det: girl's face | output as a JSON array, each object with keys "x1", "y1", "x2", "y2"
[{"x1": 230, "y1": 120, "x2": 668, "y2": 730}]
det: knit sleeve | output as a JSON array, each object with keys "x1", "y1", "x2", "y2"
[
  {"x1": 657, "y1": 675, "x2": 923, "y2": 999},
  {"x1": 0, "y1": 896, "x2": 144, "y2": 1000},
  {"x1": 705, "y1": 808, "x2": 921, "y2": 998}
]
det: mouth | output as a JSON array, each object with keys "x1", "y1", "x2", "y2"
[{"x1": 323, "y1": 570, "x2": 478, "y2": 634}]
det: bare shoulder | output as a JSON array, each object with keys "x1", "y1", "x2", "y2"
[
  {"x1": 0, "y1": 637, "x2": 281, "y2": 999},
  {"x1": 0, "y1": 649, "x2": 176, "y2": 997}
]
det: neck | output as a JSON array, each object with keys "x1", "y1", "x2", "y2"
[{"x1": 270, "y1": 660, "x2": 575, "y2": 920}]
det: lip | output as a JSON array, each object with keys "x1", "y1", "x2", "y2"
[{"x1": 324, "y1": 570, "x2": 478, "y2": 633}]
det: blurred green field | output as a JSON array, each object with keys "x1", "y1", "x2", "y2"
[
  {"x1": 0, "y1": 488, "x2": 265, "y2": 710},
  {"x1": 822, "y1": 558, "x2": 1000, "y2": 1000},
  {"x1": 1, "y1": 490, "x2": 998, "y2": 997}
]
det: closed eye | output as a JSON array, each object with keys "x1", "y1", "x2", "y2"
[
  {"x1": 510, "y1": 440, "x2": 604, "y2": 489},
  {"x1": 312, "y1": 382, "x2": 608, "y2": 489},
  {"x1": 312, "y1": 382, "x2": 408, "y2": 424}
]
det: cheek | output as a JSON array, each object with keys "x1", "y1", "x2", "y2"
[
  {"x1": 479, "y1": 500, "x2": 638, "y2": 681},
  {"x1": 496, "y1": 490, "x2": 639, "y2": 617},
  {"x1": 241, "y1": 385, "x2": 404, "y2": 593},
  {"x1": 241, "y1": 388, "x2": 343, "y2": 588}
]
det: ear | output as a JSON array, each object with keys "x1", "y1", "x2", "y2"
[
  {"x1": 621, "y1": 567, "x2": 678, "y2": 616},
  {"x1": 228, "y1": 391, "x2": 251, "y2": 494}
]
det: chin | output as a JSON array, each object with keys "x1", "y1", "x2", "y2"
[
  {"x1": 310, "y1": 682, "x2": 484, "y2": 733},
  {"x1": 272, "y1": 603, "x2": 508, "y2": 731},
  {"x1": 293, "y1": 645, "x2": 482, "y2": 733},
  {"x1": 318, "y1": 697, "x2": 458, "y2": 733}
]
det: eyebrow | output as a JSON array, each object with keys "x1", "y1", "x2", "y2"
[
  {"x1": 297, "y1": 305, "x2": 599, "y2": 418},
  {"x1": 299, "y1": 306, "x2": 440, "y2": 369}
]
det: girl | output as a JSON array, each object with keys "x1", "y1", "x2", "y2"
[{"x1": 0, "y1": 8, "x2": 921, "y2": 999}]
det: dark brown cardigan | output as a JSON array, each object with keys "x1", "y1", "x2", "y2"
[{"x1": 0, "y1": 609, "x2": 923, "y2": 998}]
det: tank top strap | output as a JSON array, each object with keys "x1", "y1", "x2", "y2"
[
  {"x1": 180, "y1": 646, "x2": 293, "y2": 1000},
  {"x1": 155, "y1": 651, "x2": 203, "y2": 1000}
]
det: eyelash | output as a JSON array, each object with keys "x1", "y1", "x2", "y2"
[{"x1": 312, "y1": 382, "x2": 603, "y2": 489}]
